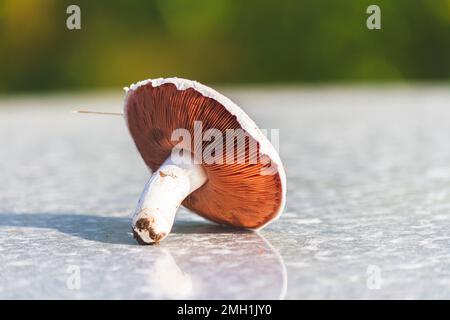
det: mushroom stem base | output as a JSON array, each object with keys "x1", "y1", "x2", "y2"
[{"x1": 132, "y1": 150, "x2": 207, "y2": 244}]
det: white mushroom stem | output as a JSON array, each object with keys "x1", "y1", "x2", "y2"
[{"x1": 132, "y1": 150, "x2": 207, "y2": 244}]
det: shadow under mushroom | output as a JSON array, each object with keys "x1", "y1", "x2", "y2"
[
  {"x1": 0, "y1": 212, "x2": 287, "y2": 299},
  {"x1": 0, "y1": 213, "x2": 250, "y2": 244}
]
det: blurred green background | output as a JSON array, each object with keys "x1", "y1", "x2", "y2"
[{"x1": 0, "y1": 0, "x2": 449, "y2": 93}]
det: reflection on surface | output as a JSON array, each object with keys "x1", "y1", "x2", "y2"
[
  {"x1": 147, "y1": 250, "x2": 193, "y2": 299},
  {"x1": 138, "y1": 221, "x2": 287, "y2": 300}
]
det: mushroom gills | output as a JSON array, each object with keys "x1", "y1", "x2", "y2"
[{"x1": 132, "y1": 150, "x2": 207, "y2": 244}]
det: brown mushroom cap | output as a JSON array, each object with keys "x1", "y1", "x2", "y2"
[{"x1": 124, "y1": 78, "x2": 286, "y2": 229}]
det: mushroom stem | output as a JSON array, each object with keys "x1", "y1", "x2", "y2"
[{"x1": 132, "y1": 150, "x2": 207, "y2": 244}]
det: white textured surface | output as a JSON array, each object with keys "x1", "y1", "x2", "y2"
[{"x1": 1, "y1": 86, "x2": 450, "y2": 299}]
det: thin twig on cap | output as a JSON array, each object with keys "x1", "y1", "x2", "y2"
[{"x1": 72, "y1": 110, "x2": 124, "y2": 116}]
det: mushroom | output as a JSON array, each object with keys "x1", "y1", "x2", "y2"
[{"x1": 124, "y1": 78, "x2": 286, "y2": 244}]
